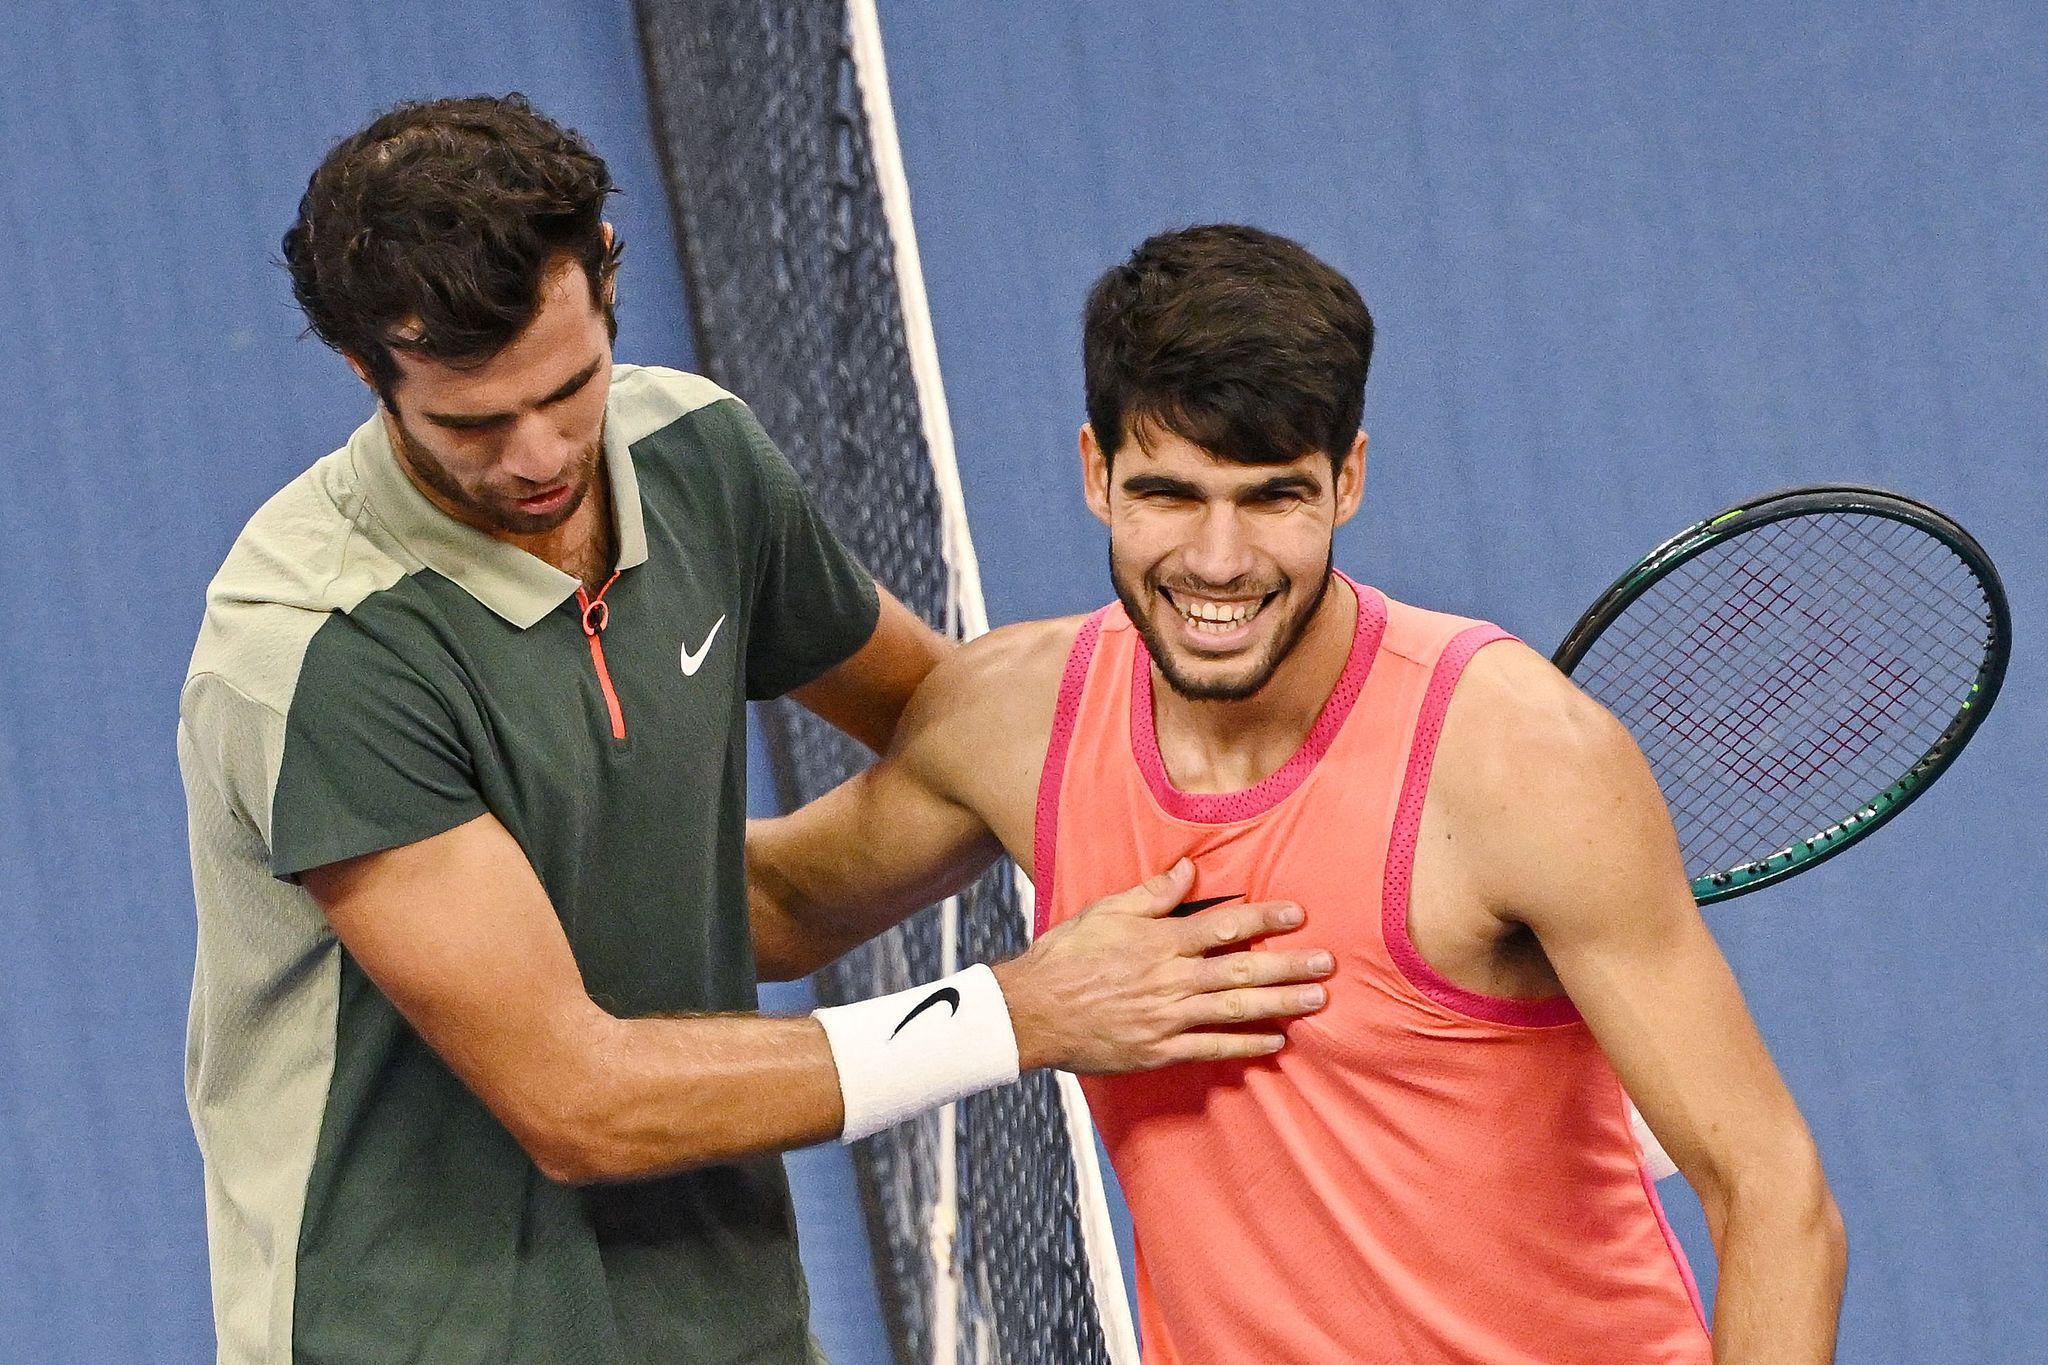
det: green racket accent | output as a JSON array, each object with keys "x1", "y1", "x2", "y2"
[
  {"x1": 1554, "y1": 485, "x2": 2010, "y2": 905},
  {"x1": 1689, "y1": 765, "x2": 1923, "y2": 899}
]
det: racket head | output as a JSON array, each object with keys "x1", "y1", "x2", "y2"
[{"x1": 1554, "y1": 484, "x2": 2011, "y2": 904}]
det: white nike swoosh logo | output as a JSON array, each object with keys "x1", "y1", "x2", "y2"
[{"x1": 679, "y1": 615, "x2": 725, "y2": 677}]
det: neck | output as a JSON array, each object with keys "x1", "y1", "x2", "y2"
[
  {"x1": 385, "y1": 412, "x2": 617, "y2": 593},
  {"x1": 1150, "y1": 574, "x2": 1359, "y2": 794},
  {"x1": 511, "y1": 471, "x2": 616, "y2": 593}
]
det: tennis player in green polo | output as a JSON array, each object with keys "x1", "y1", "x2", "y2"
[{"x1": 178, "y1": 95, "x2": 1334, "y2": 1363}]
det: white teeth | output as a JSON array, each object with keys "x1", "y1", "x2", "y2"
[{"x1": 1172, "y1": 594, "x2": 1262, "y2": 629}]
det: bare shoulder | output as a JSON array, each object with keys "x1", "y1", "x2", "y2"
[
  {"x1": 1439, "y1": 638, "x2": 1639, "y2": 789},
  {"x1": 901, "y1": 615, "x2": 1088, "y2": 739},
  {"x1": 893, "y1": 615, "x2": 1093, "y2": 821},
  {"x1": 918, "y1": 616, "x2": 1088, "y2": 713},
  {"x1": 1433, "y1": 638, "x2": 1683, "y2": 920}
]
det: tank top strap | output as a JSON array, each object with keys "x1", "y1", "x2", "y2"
[{"x1": 1032, "y1": 605, "x2": 1120, "y2": 936}]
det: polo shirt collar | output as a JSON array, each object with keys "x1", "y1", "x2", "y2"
[{"x1": 349, "y1": 402, "x2": 649, "y2": 630}]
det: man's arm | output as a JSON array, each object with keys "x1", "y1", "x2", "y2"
[
  {"x1": 303, "y1": 814, "x2": 839, "y2": 1182},
  {"x1": 787, "y1": 586, "x2": 951, "y2": 754},
  {"x1": 750, "y1": 620, "x2": 1069, "y2": 981},
  {"x1": 304, "y1": 812, "x2": 1332, "y2": 1184},
  {"x1": 1445, "y1": 643, "x2": 1846, "y2": 1363},
  {"x1": 753, "y1": 616, "x2": 1340, "y2": 1075}
]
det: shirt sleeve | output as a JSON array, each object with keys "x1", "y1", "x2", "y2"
[
  {"x1": 265, "y1": 612, "x2": 488, "y2": 880},
  {"x1": 727, "y1": 404, "x2": 883, "y2": 700}
]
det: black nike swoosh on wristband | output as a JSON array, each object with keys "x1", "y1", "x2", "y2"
[
  {"x1": 890, "y1": 986, "x2": 962, "y2": 1038},
  {"x1": 1169, "y1": 892, "x2": 1246, "y2": 918}
]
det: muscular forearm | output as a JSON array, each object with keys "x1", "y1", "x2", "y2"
[
  {"x1": 745, "y1": 804, "x2": 1002, "y2": 982},
  {"x1": 745, "y1": 820, "x2": 930, "y2": 982},
  {"x1": 520, "y1": 863, "x2": 1334, "y2": 1182},
  {"x1": 518, "y1": 1011, "x2": 844, "y2": 1183},
  {"x1": 745, "y1": 829, "x2": 850, "y2": 981},
  {"x1": 1702, "y1": 1179, "x2": 1847, "y2": 1363}
]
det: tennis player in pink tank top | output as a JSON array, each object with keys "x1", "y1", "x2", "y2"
[{"x1": 751, "y1": 226, "x2": 1845, "y2": 1361}]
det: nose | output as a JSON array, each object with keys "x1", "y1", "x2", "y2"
[
  {"x1": 499, "y1": 414, "x2": 578, "y2": 486},
  {"x1": 1182, "y1": 503, "x2": 1255, "y2": 586}
]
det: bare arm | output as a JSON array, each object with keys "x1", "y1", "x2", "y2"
[
  {"x1": 787, "y1": 586, "x2": 951, "y2": 753},
  {"x1": 306, "y1": 814, "x2": 1333, "y2": 1185},
  {"x1": 303, "y1": 812, "x2": 842, "y2": 1183},
  {"x1": 750, "y1": 620, "x2": 1064, "y2": 980},
  {"x1": 747, "y1": 772, "x2": 1001, "y2": 982},
  {"x1": 1447, "y1": 644, "x2": 1846, "y2": 1363},
  {"x1": 752, "y1": 585, "x2": 964, "y2": 978}
]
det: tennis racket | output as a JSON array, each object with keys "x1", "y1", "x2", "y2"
[
  {"x1": 1555, "y1": 485, "x2": 2009, "y2": 1179},
  {"x1": 1554, "y1": 484, "x2": 2010, "y2": 905}
]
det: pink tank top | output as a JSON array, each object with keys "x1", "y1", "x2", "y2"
[{"x1": 1034, "y1": 578, "x2": 1710, "y2": 1364}]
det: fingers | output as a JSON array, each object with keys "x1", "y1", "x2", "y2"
[
  {"x1": 1083, "y1": 858, "x2": 1196, "y2": 920},
  {"x1": 1018, "y1": 875, "x2": 1336, "y2": 1076},
  {"x1": 1189, "y1": 948, "x2": 1334, "y2": 994},
  {"x1": 1149, "y1": 1031, "x2": 1289, "y2": 1065},
  {"x1": 1178, "y1": 980, "x2": 1327, "y2": 1025},
  {"x1": 1141, "y1": 957, "x2": 1334, "y2": 1068},
  {"x1": 1135, "y1": 857, "x2": 1196, "y2": 916},
  {"x1": 1177, "y1": 899, "x2": 1304, "y2": 953}
]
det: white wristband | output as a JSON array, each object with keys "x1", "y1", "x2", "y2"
[{"x1": 813, "y1": 963, "x2": 1021, "y2": 1142}]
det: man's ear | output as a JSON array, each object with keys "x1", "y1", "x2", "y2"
[
  {"x1": 345, "y1": 352, "x2": 403, "y2": 416},
  {"x1": 1080, "y1": 423, "x2": 1113, "y2": 528},
  {"x1": 1332, "y1": 430, "x2": 1367, "y2": 528}
]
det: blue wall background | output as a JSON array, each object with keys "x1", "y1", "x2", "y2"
[{"x1": 2, "y1": 3, "x2": 2042, "y2": 1362}]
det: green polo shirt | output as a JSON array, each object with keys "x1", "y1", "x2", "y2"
[{"x1": 179, "y1": 365, "x2": 877, "y2": 1364}]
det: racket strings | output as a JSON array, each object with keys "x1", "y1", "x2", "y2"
[{"x1": 1571, "y1": 512, "x2": 1994, "y2": 878}]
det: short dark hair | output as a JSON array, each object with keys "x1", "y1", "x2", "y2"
[
  {"x1": 1083, "y1": 224, "x2": 1374, "y2": 470},
  {"x1": 281, "y1": 93, "x2": 623, "y2": 405}
]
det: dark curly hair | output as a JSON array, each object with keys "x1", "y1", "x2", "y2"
[
  {"x1": 282, "y1": 93, "x2": 623, "y2": 406},
  {"x1": 1083, "y1": 224, "x2": 1374, "y2": 472}
]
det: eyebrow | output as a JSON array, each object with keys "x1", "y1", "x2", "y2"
[
  {"x1": 1241, "y1": 473, "x2": 1323, "y2": 500},
  {"x1": 1120, "y1": 471, "x2": 1324, "y2": 501},
  {"x1": 420, "y1": 356, "x2": 605, "y2": 429},
  {"x1": 1120, "y1": 473, "x2": 1203, "y2": 498}
]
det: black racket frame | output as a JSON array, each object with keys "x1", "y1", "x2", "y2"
[{"x1": 1552, "y1": 484, "x2": 2012, "y2": 904}]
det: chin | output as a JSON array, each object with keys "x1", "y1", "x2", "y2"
[{"x1": 1153, "y1": 646, "x2": 1281, "y2": 703}]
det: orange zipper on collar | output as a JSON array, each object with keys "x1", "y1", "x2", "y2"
[{"x1": 575, "y1": 571, "x2": 626, "y2": 741}]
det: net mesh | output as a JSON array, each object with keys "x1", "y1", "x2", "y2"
[
  {"x1": 1566, "y1": 511, "x2": 1994, "y2": 878},
  {"x1": 634, "y1": 4, "x2": 1118, "y2": 1361}
]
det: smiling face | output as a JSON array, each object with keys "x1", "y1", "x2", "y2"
[
  {"x1": 1085, "y1": 422, "x2": 1365, "y2": 702},
  {"x1": 373, "y1": 257, "x2": 615, "y2": 546}
]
